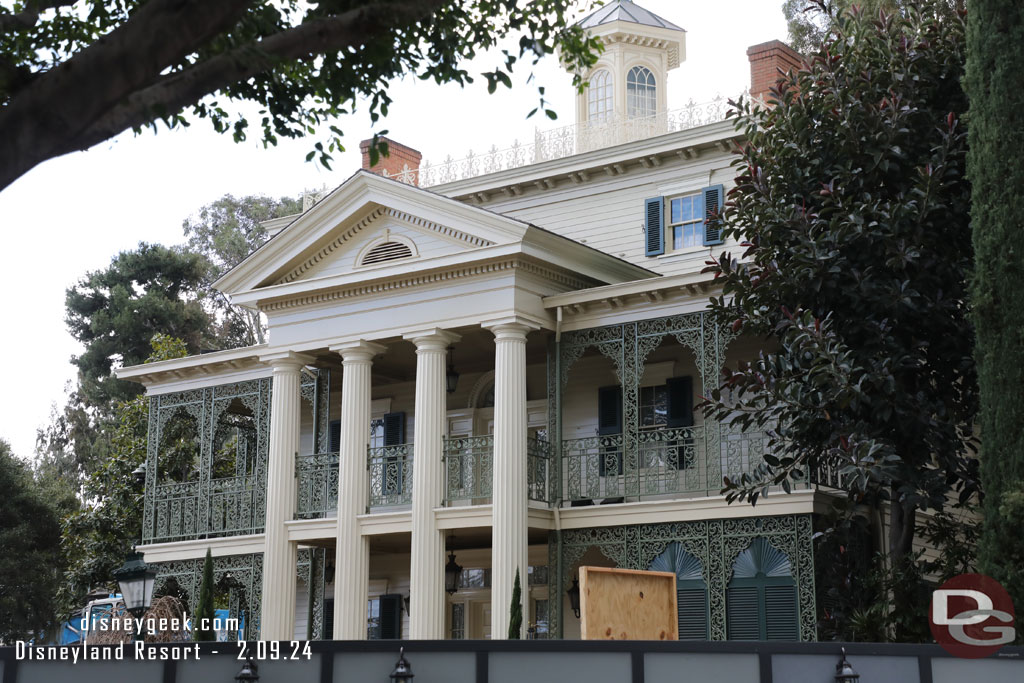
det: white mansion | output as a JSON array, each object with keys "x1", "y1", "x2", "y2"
[{"x1": 117, "y1": 1, "x2": 824, "y2": 642}]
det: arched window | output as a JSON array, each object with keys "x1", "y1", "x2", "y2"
[
  {"x1": 726, "y1": 538, "x2": 799, "y2": 641},
  {"x1": 626, "y1": 66, "x2": 656, "y2": 119},
  {"x1": 649, "y1": 542, "x2": 708, "y2": 640},
  {"x1": 587, "y1": 69, "x2": 613, "y2": 122}
]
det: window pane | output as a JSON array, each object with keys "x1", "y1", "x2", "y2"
[
  {"x1": 673, "y1": 225, "x2": 683, "y2": 250},
  {"x1": 670, "y1": 198, "x2": 682, "y2": 224}
]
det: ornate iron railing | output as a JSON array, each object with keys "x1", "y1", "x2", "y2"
[
  {"x1": 444, "y1": 435, "x2": 494, "y2": 504},
  {"x1": 527, "y1": 437, "x2": 551, "y2": 503},
  {"x1": 561, "y1": 424, "x2": 800, "y2": 503},
  {"x1": 378, "y1": 95, "x2": 741, "y2": 188},
  {"x1": 208, "y1": 474, "x2": 260, "y2": 536},
  {"x1": 368, "y1": 444, "x2": 413, "y2": 508},
  {"x1": 148, "y1": 481, "x2": 200, "y2": 542},
  {"x1": 295, "y1": 452, "x2": 340, "y2": 519}
]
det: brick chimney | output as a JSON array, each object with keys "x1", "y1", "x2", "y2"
[
  {"x1": 359, "y1": 136, "x2": 422, "y2": 185},
  {"x1": 747, "y1": 40, "x2": 802, "y2": 102}
]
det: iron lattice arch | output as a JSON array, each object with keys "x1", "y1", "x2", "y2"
[
  {"x1": 144, "y1": 370, "x2": 330, "y2": 542},
  {"x1": 547, "y1": 515, "x2": 816, "y2": 641}
]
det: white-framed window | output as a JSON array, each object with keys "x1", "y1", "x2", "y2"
[
  {"x1": 668, "y1": 193, "x2": 704, "y2": 250},
  {"x1": 587, "y1": 69, "x2": 613, "y2": 122},
  {"x1": 626, "y1": 66, "x2": 656, "y2": 119}
]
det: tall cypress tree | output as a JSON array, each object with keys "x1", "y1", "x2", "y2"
[
  {"x1": 193, "y1": 549, "x2": 217, "y2": 641},
  {"x1": 508, "y1": 568, "x2": 523, "y2": 639},
  {"x1": 967, "y1": 0, "x2": 1024, "y2": 613}
]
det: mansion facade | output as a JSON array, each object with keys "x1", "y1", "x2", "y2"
[{"x1": 117, "y1": 1, "x2": 826, "y2": 642}]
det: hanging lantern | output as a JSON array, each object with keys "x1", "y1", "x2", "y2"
[
  {"x1": 446, "y1": 348, "x2": 459, "y2": 394},
  {"x1": 444, "y1": 551, "x2": 463, "y2": 595},
  {"x1": 567, "y1": 577, "x2": 581, "y2": 619},
  {"x1": 834, "y1": 648, "x2": 860, "y2": 683}
]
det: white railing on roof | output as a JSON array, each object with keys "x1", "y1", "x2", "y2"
[{"x1": 383, "y1": 92, "x2": 743, "y2": 188}]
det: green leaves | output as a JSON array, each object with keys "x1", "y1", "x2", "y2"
[{"x1": 706, "y1": 2, "x2": 975, "y2": 522}]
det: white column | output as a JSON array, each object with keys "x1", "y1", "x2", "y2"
[
  {"x1": 404, "y1": 328, "x2": 460, "y2": 639},
  {"x1": 259, "y1": 352, "x2": 312, "y2": 640},
  {"x1": 330, "y1": 340, "x2": 385, "y2": 639},
  {"x1": 486, "y1": 320, "x2": 534, "y2": 639}
]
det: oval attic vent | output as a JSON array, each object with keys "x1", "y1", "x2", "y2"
[{"x1": 361, "y1": 240, "x2": 413, "y2": 266}]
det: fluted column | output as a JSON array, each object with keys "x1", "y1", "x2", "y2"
[
  {"x1": 259, "y1": 352, "x2": 312, "y2": 640},
  {"x1": 330, "y1": 340, "x2": 385, "y2": 639},
  {"x1": 404, "y1": 328, "x2": 461, "y2": 639},
  {"x1": 486, "y1": 320, "x2": 534, "y2": 639}
]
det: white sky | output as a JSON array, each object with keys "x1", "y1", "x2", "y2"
[{"x1": 0, "y1": 1, "x2": 787, "y2": 459}]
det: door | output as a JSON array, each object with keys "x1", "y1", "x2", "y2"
[{"x1": 469, "y1": 598, "x2": 492, "y2": 640}]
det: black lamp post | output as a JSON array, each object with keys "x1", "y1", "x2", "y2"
[
  {"x1": 445, "y1": 348, "x2": 459, "y2": 394},
  {"x1": 113, "y1": 550, "x2": 157, "y2": 640},
  {"x1": 390, "y1": 647, "x2": 414, "y2": 683},
  {"x1": 444, "y1": 551, "x2": 463, "y2": 595},
  {"x1": 131, "y1": 460, "x2": 147, "y2": 486},
  {"x1": 567, "y1": 577, "x2": 581, "y2": 619},
  {"x1": 834, "y1": 648, "x2": 860, "y2": 683},
  {"x1": 236, "y1": 655, "x2": 260, "y2": 682}
]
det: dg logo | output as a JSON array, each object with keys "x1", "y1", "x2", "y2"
[{"x1": 930, "y1": 573, "x2": 1016, "y2": 658}]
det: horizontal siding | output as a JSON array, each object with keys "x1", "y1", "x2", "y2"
[{"x1": 477, "y1": 151, "x2": 740, "y2": 278}]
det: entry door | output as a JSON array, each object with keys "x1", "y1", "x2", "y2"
[{"x1": 470, "y1": 599, "x2": 492, "y2": 640}]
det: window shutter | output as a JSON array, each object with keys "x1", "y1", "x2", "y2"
[
  {"x1": 597, "y1": 385, "x2": 623, "y2": 476},
  {"x1": 379, "y1": 594, "x2": 403, "y2": 639},
  {"x1": 702, "y1": 185, "x2": 725, "y2": 246},
  {"x1": 677, "y1": 587, "x2": 709, "y2": 640},
  {"x1": 764, "y1": 585, "x2": 799, "y2": 640},
  {"x1": 383, "y1": 412, "x2": 405, "y2": 446},
  {"x1": 645, "y1": 197, "x2": 665, "y2": 256},
  {"x1": 328, "y1": 420, "x2": 341, "y2": 453},
  {"x1": 666, "y1": 376, "x2": 694, "y2": 428},
  {"x1": 726, "y1": 586, "x2": 762, "y2": 640},
  {"x1": 322, "y1": 598, "x2": 335, "y2": 640}
]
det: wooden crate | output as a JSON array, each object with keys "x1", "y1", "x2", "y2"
[{"x1": 579, "y1": 566, "x2": 678, "y2": 641}]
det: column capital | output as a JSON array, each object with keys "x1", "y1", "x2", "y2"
[
  {"x1": 330, "y1": 340, "x2": 386, "y2": 363},
  {"x1": 259, "y1": 350, "x2": 316, "y2": 372},
  {"x1": 403, "y1": 328, "x2": 461, "y2": 351},
  {"x1": 482, "y1": 316, "x2": 540, "y2": 341}
]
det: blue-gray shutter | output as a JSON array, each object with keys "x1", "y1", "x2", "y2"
[
  {"x1": 666, "y1": 376, "x2": 695, "y2": 470},
  {"x1": 383, "y1": 412, "x2": 405, "y2": 446},
  {"x1": 645, "y1": 197, "x2": 665, "y2": 256},
  {"x1": 764, "y1": 585, "x2": 799, "y2": 640},
  {"x1": 677, "y1": 588, "x2": 709, "y2": 640},
  {"x1": 597, "y1": 385, "x2": 623, "y2": 476},
  {"x1": 322, "y1": 598, "x2": 334, "y2": 639},
  {"x1": 328, "y1": 420, "x2": 341, "y2": 453},
  {"x1": 702, "y1": 185, "x2": 725, "y2": 246},
  {"x1": 379, "y1": 594, "x2": 403, "y2": 639},
  {"x1": 726, "y1": 586, "x2": 761, "y2": 640}
]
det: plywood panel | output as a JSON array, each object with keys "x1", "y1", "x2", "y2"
[{"x1": 579, "y1": 566, "x2": 678, "y2": 641}]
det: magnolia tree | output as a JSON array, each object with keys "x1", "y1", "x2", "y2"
[{"x1": 704, "y1": 1, "x2": 977, "y2": 634}]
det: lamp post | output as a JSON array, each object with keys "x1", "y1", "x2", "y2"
[
  {"x1": 113, "y1": 550, "x2": 157, "y2": 640},
  {"x1": 390, "y1": 647, "x2": 414, "y2": 683},
  {"x1": 566, "y1": 577, "x2": 581, "y2": 619},
  {"x1": 834, "y1": 648, "x2": 860, "y2": 683}
]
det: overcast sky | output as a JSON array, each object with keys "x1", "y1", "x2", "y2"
[{"x1": 0, "y1": 1, "x2": 788, "y2": 459}]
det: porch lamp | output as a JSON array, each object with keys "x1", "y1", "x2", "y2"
[
  {"x1": 444, "y1": 550, "x2": 463, "y2": 595},
  {"x1": 390, "y1": 647, "x2": 414, "y2": 683},
  {"x1": 567, "y1": 577, "x2": 581, "y2": 618},
  {"x1": 114, "y1": 551, "x2": 157, "y2": 619},
  {"x1": 834, "y1": 648, "x2": 860, "y2": 683},
  {"x1": 445, "y1": 348, "x2": 459, "y2": 394}
]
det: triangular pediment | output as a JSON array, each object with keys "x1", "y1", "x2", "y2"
[
  {"x1": 214, "y1": 170, "x2": 531, "y2": 296},
  {"x1": 274, "y1": 204, "x2": 494, "y2": 285}
]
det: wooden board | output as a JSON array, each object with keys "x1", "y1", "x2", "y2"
[{"x1": 578, "y1": 566, "x2": 678, "y2": 641}]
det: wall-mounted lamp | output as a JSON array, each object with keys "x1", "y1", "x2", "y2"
[
  {"x1": 390, "y1": 647, "x2": 414, "y2": 683},
  {"x1": 567, "y1": 577, "x2": 581, "y2": 619}
]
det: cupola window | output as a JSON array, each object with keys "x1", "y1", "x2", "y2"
[
  {"x1": 627, "y1": 66, "x2": 657, "y2": 119},
  {"x1": 587, "y1": 69, "x2": 613, "y2": 122}
]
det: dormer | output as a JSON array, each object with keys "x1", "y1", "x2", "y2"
[{"x1": 573, "y1": 0, "x2": 686, "y2": 127}]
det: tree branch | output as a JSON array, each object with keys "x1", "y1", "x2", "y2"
[
  {"x1": 61, "y1": 1, "x2": 447, "y2": 158},
  {"x1": 0, "y1": 0, "x2": 76, "y2": 35},
  {"x1": 0, "y1": 0, "x2": 255, "y2": 190}
]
